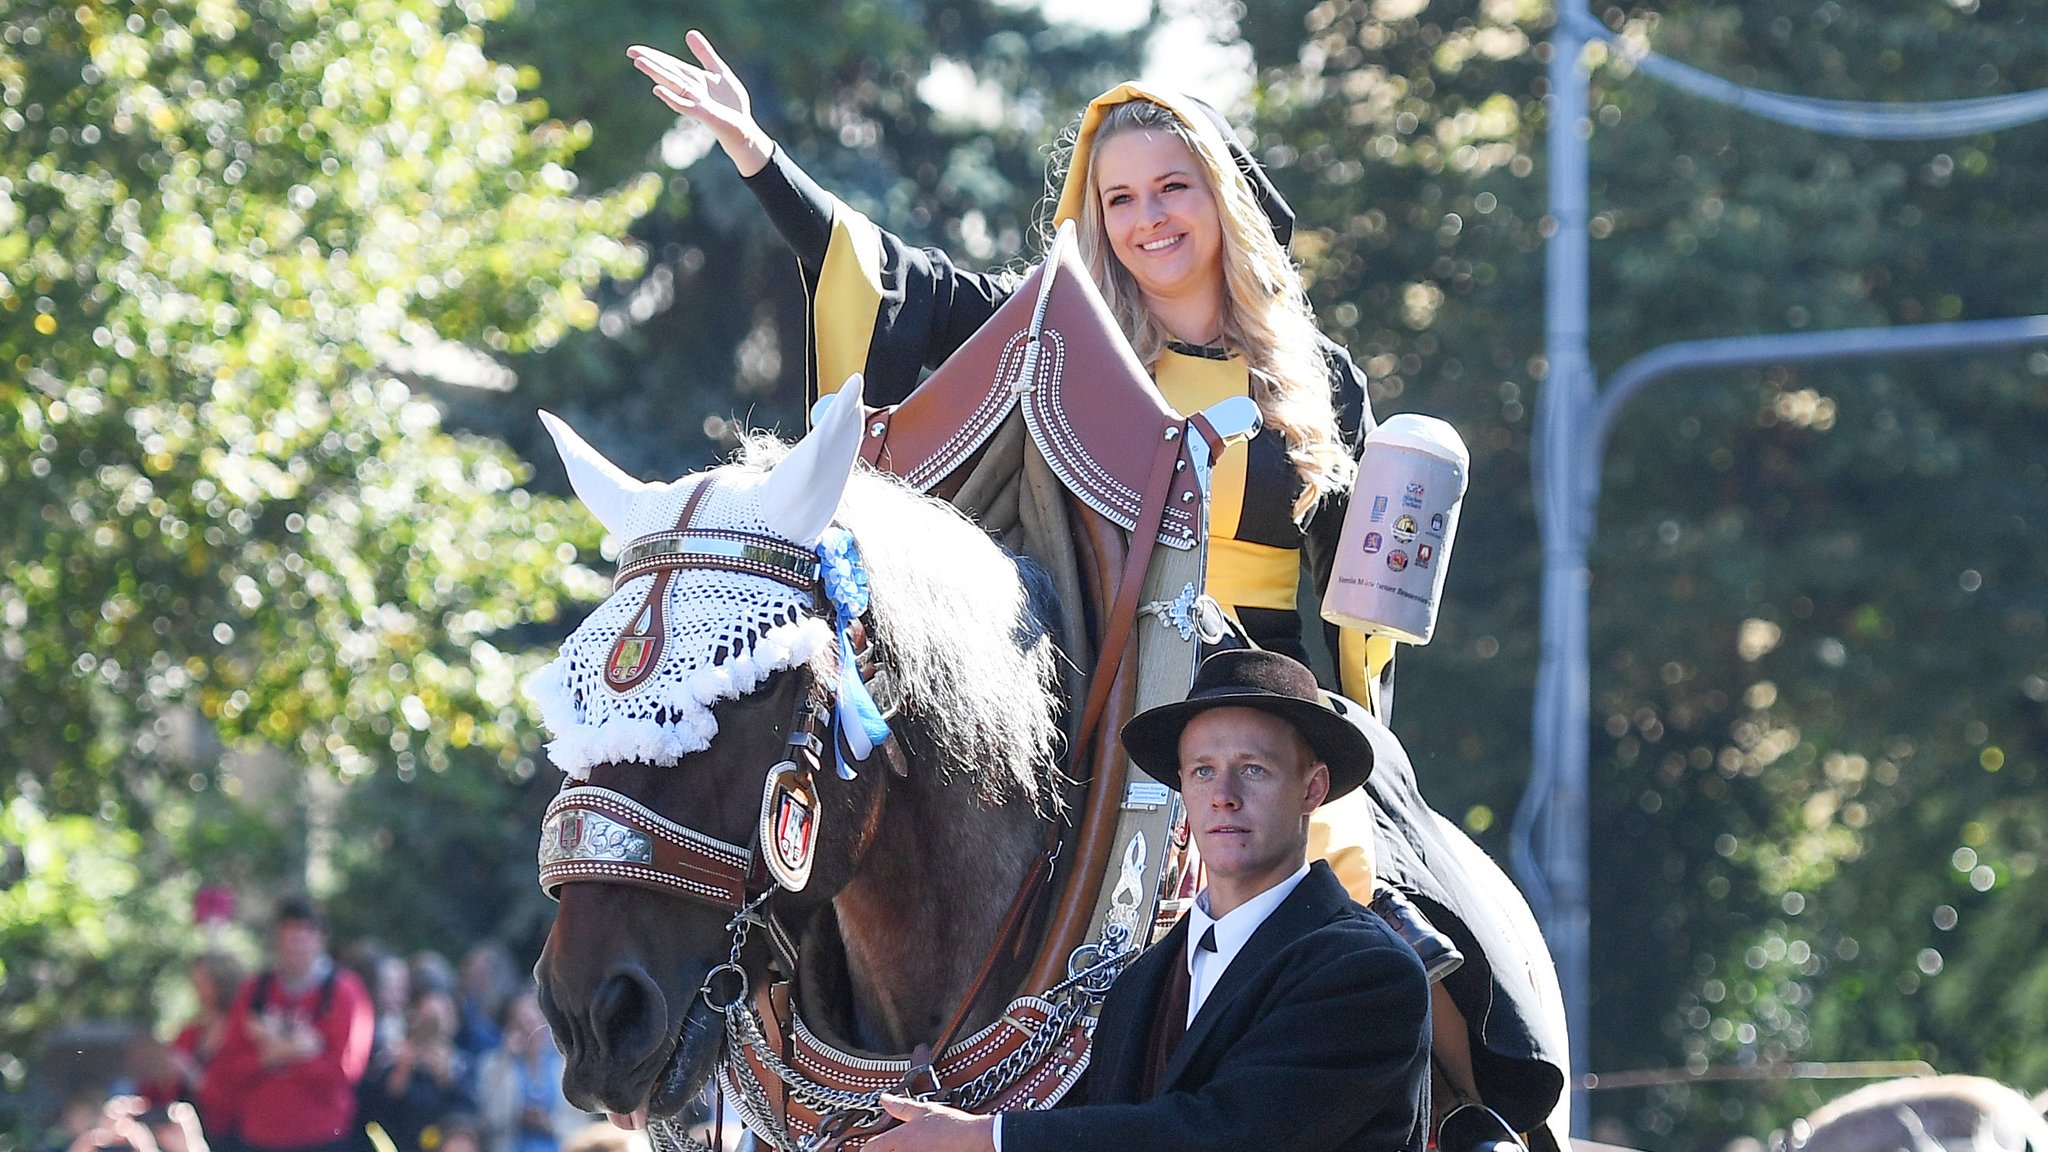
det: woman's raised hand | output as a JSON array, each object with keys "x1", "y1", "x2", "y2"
[{"x1": 628, "y1": 31, "x2": 772, "y2": 177}]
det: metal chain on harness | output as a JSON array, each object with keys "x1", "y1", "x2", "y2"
[
  {"x1": 729, "y1": 937, "x2": 1140, "y2": 1151},
  {"x1": 649, "y1": 890, "x2": 1143, "y2": 1152},
  {"x1": 645, "y1": 890, "x2": 776, "y2": 1152}
]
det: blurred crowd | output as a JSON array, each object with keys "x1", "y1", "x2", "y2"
[{"x1": 50, "y1": 897, "x2": 633, "y2": 1152}]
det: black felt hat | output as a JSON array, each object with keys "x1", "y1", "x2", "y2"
[{"x1": 1121, "y1": 649, "x2": 1387, "y2": 799}]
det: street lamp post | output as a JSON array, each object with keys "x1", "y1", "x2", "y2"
[{"x1": 1513, "y1": 5, "x2": 2048, "y2": 1136}]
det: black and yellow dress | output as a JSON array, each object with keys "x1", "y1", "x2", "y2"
[{"x1": 741, "y1": 139, "x2": 1395, "y2": 711}]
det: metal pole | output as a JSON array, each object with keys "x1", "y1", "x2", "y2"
[
  {"x1": 1519, "y1": 6, "x2": 1595, "y2": 1135},
  {"x1": 1592, "y1": 316, "x2": 2048, "y2": 459},
  {"x1": 1516, "y1": 0, "x2": 2048, "y2": 1135}
]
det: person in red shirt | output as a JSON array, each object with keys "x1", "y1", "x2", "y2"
[
  {"x1": 138, "y1": 951, "x2": 245, "y2": 1113},
  {"x1": 199, "y1": 897, "x2": 375, "y2": 1152}
]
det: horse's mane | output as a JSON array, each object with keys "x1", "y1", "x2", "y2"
[{"x1": 737, "y1": 435, "x2": 1066, "y2": 813}]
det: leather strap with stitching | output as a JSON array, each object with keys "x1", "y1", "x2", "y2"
[
  {"x1": 1072, "y1": 424, "x2": 1187, "y2": 756},
  {"x1": 538, "y1": 786, "x2": 753, "y2": 907}
]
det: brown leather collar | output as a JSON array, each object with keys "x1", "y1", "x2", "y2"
[{"x1": 732, "y1": 986, "x2": 1092, "y2": 1150}]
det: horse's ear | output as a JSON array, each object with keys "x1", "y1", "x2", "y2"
[
  {"x1": 537, "y1": 410, "x2": 645, "y2": 539},
  {"x1": 760, "y1": 374, "x2": 867, "y2": 547}
]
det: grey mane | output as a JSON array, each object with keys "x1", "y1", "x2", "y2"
[{"x1": 737, "y1": 434, "x2": 1065, "y2": 812}]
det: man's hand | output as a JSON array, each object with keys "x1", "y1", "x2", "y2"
[
  {"x1": 285, "y1": 1017, "x2": 323, "y2": 1060},
  {"x1": 251, "y1": 1014, "x2": 298, "y2": 1068},
  {"x1": 860, "y1": 1096, "x2": 996, "y2": 1152}
]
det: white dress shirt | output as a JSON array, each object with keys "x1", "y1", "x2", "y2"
[
  {"x1": 1183, "y1": 862, "x2": 1311, "y2": 1026},
  {"x1": 991, "y1": 862, "x2": 1313, "y2": 1150}
]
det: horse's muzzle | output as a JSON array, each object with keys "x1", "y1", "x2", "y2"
[{"x1": 539, "y1": 959, "x2": 724, "y2": 1118}]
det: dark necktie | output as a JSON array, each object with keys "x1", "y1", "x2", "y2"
[{"x1": 1140, "y1": 927, "x2": 1219, "y2": 1099}]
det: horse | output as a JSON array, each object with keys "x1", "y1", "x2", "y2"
[
  {"x1": 1781, "y1": 1075, "x2": 2048, "y2": 1152},
  {"x1": 529, "y1": 377, "x2": 1071, "y2": 1133},
  {"x1": 525, "y1": 359, "x2": 1571, "y2": 1148}
]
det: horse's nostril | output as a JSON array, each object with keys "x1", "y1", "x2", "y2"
[
  {"x1": 534, "y1": 979, "x2": 572, "y2": 1054},
  {"x1": 592, "y1": 968, "x2": 667, "y2": 1060}
]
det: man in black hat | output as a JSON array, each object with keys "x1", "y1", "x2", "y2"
[{"x1": 870, "y1": 649, "x2": 1432, "y2": 1152}]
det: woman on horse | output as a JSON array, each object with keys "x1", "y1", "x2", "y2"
[{"x1": 628, "y1": 32, "x2": 1396, "y2": 718}]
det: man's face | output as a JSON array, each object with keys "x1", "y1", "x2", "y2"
[
  {"x1": 275, "y1": 919, "x2": 324, "y2": 979},
  {"x1": 1177, "y1": 706, "x2": 1329, "y2": 896}
]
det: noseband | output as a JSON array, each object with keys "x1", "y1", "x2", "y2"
[{"x1": 537, "y1": 680, "x2": 856, "y2": 911}]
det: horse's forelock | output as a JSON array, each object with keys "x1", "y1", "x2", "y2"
[
  {"x1": 737, "y1": 428, "x2": 1062, "y2": 805},
  {"x1": 832, "y1": 467, "x2": 1065, "y2": 813}
]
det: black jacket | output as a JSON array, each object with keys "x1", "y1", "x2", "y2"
[{"x1": 1004, "y1": 862, "x2": 1431, "y2": 1152}]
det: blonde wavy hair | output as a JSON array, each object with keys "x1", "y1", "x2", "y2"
[{"x1": 1059, "y1": 99, "x2": 1355, "y2": 521}]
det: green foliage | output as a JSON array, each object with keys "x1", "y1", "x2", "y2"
[
  {"x1": 0, "y1": 798, "x2": 208, "y2": 1097},
  {"x1": 322, "y1": 739, "x2": 561, "y2": 954},
  {"x1": 0, "y1": 0, "x2": 647, "y2": 1108},
  {"x1": 1250, "y1": 0, "x2": 2048, "y2": 1145}
]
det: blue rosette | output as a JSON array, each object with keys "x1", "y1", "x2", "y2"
[{"x1": 815, "y1": 527, "x2": 891, "y2": 778}]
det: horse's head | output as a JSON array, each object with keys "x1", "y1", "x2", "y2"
[
  {"x1": 528, "y1": 380, "x2": 886, "y2": 1121},
  {"x1": 535, "y1": 668, "x2": 874, "y2": 1124},
  {"x1": 527, "y1": 379, "x2": 1064, "y2": 1125}
]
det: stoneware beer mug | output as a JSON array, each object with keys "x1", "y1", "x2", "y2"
[{"x1": 1321, "y1": 413, "x2": 1470, "y2": 645}]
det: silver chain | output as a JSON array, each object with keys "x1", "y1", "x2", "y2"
[
  {"x1": 712, "y1": 937, "x2": 1139, "y2": 1151},
  {"x1": 648, "y1": 892, "x2": 1141, "y2": 1152},
  {"x1": 647, "y1": 1116, "x2": 715, "y2": 1152}
]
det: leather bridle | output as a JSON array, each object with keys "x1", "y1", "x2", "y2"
[
  {"x1": 537, "y1": 671, "x2": 851, "y2": 914},
  {"x1": 535, "y1": 484, "x2": 1073, "y2": 1151},
  {"x1": 538, "y1": 470, "x2": 877, "y2": 916}
]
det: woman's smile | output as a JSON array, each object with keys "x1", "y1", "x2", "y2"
[{"x1": 1095, "y1": 128, "x2": 1225, "y2": 316}]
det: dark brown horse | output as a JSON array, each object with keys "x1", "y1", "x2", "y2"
[{"x1": 528, "y1": 381, "x2": 1067, "y2": 1130}]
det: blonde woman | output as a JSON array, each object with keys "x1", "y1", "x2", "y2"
[{"x1": 630, "y1": 34, "x2": 1395, "y2": 713}]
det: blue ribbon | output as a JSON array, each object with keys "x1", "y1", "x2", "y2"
[{"x1": 815, "y1": 527, "x2": 891, "y2": 779}]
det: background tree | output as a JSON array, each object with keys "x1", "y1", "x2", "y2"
[
  {"x1": 0, "y1": 0, "x2": 649, "y2": 1111},
  {"x1": 1244, "y1": 0, "x2": 2048, "y2": 1144}
]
